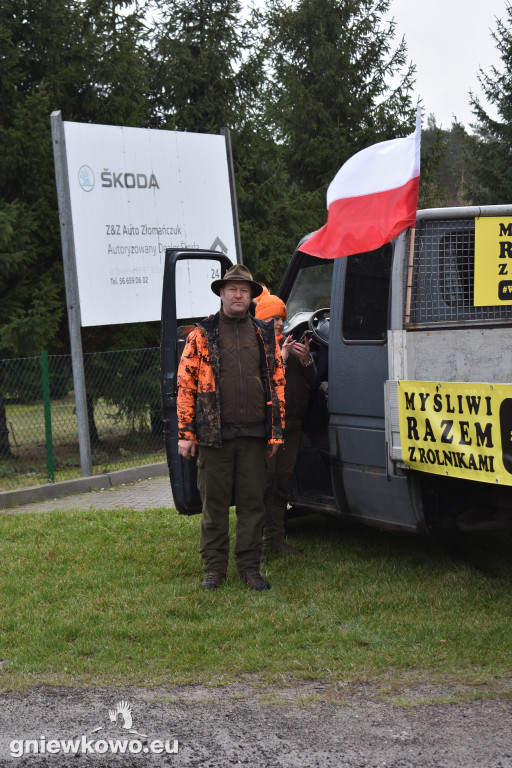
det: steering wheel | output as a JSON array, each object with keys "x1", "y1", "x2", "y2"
[{"x1": 308, "y1": 308, "x2": 330, "y2": 347}]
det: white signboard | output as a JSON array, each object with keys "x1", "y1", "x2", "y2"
[
  {"x1": 62, "y1": 121, "x2": 236, "y2": 326},
  {"x1": 175, "y1": 259, "x2": 224, "y2": 320}
]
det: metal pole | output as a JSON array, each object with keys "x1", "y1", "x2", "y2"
[
  {"x1": 220, "y1": 126, "x2": 243, "y2": 264},
  {"x1": 40, "y1": 350, "x2": 55, "y2": 483},
  {"x1": 50, "y1": 110, "x2": 93, "y2": 476},
  {"x1": 404, "y1": 228, "x2": 416, "y2": 325}
]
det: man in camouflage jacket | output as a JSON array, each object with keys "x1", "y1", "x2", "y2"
[{"x1": 177, "y1": 265, "x2": 285, "y2": 591}]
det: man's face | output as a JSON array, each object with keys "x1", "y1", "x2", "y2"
[{"x1": 220, "y1": 281, "x2": 252, "y2": 318}]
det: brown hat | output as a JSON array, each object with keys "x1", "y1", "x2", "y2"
[{"x1": 211, "y1": 264, "x2": 264, "y2": 298}]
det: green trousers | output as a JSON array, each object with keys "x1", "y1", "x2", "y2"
[
  {"x1": 263, "y1": 419, "x2": 302, "y2": 548},
  {"x1": 197, "y1": 436, "x2": 267, "y2": 575}
]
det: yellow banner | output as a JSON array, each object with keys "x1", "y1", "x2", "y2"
[
  {"x1": 397, "y1": 380, "x2": 512, "y2": 485},
  {"x1": 474, "y1": 216, "x2": 512, "y2": 306}
]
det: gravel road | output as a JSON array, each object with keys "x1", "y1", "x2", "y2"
[{"x1": 0, "y1": 678, "x2": 511, "y2": 767}]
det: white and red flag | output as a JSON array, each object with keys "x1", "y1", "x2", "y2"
[{"x1": 298, "y1": 107, "x2": 421, "y2": 259}]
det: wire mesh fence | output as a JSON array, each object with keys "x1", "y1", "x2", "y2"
[
  {"x1": 404, "y1": 218, "x2": 512, "y2": 328},
  {"x1": 0, "y1": 347, "x2": 165, "y2": 491}
]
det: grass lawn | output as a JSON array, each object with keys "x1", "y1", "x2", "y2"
[
  {"x1": 6, "y1": 396, "x2": 123, "y2": 445},
  {"x1": 0, "y1": 507, "x2": 511, "y2": 695}
]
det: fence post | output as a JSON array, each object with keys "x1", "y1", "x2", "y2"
[
  {"x1": 0, "y1": 360, "x2": 11, "y2": 459},
  {"x1": 41, "y1": 351, "x2": 55, "y2": 483}
]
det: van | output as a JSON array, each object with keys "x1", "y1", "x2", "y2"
[{"x1": 161, "y1": 204, "x2": 512, "y2": 533}]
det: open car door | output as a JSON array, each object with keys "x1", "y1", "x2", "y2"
[{"x1": 161, "y1": 248, "x2": 233, "y2": 514}]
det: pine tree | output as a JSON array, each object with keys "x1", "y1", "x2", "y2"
[
  {"x1": 148, "y1": 0, "x2": 258, "y2": 132},
  {"x1": 0, "y1": 0, "x2": 154, "y2": 457},
  {"x1": 236, "y1": 0, "x2": 417, "y2": 281},
  {"x1": 417, "y1": 114, "x2": 449, "y2": 209},
  {"x1": 465, "y1": 5, "x2": 512, "y2": 204},
  {"x1": 262, "y1": 0, "x2": 416, "y2": 194},
  {"x1": 147, "y1": 0, "x2": 293, "y2": 285},
  {"x1": 0, "y1": 0, "x2": 153, "y2": 353}
]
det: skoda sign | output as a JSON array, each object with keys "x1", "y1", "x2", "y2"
[{"x1": 59, "y1": 121, "x2": 236, "y2": 326}]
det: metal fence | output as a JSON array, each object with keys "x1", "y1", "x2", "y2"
[
  {"x1": 404, "y1": 218, "x2": 512, "y2": 328},
  {"x1": 0, "y1": 347, "x2": 165, "y2": 491}
]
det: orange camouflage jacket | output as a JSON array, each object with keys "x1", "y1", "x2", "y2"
[{"x1": 177, "y1": 312, "x2": 285, "y2": 448}]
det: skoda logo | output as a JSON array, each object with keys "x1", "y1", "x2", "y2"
[{"x1": 78, "y1": 165, "x2": 95, "y2": 192}]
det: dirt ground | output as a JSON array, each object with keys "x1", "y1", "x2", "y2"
[{"x1": 0, "y1": 678, "x2": 511, "y2": 767}]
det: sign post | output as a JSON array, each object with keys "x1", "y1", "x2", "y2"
[{"x1": 51, "y1": 110, "x2": 92, "y2": 476}]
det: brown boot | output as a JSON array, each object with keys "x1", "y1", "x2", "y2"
[
  {"x1": 201, "y1": 571, "x2": 225, "y2": 589},
  {"x1": 240, "y1": 569, "x2": 271, "y2": 591}
]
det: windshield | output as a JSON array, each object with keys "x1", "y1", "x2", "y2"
[{"x1": 285, "y1": 255, "x2": 334, "y2": 323}]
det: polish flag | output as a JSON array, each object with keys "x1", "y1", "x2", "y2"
[{"x1": 298, "y1": 107, "x2": 421, "y2": 259}]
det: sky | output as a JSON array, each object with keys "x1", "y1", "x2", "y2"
[{"x1": 387, "y1": 0, "x2": 508, "y2": 130}]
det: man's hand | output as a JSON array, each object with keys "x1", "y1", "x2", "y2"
[
  {"x1": 267, "y1": 443, "x2": 280, "y2": 458},
  {"x1": 178, "y1": 439, "x2": 196, "y2": 460}
]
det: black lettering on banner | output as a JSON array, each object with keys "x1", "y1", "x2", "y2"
[
  {"x1": 499, "y1": 398, "x2": 512, "y2": 474},
  {"x1": 456, "y1": 452, "x2": 468, "y2": 469},
  {"x1": 500, "y1": 223, "x2": 512, "y2": 237},
  {"x1": 407, "y1": 416, "x2": 419, "y2": 440},
  {"x1": 440, "y1": 420, "x2": 454, "y2": 444},
  {"x1": 478, "y1": 455, "x2": 494, "y2": 472},
  {"x1": 498, "y1": 280, "x2": 512, "y2": 300},
  {"x1": 465, "y1": 395, "x2": 481, "y2": 415},
  {"x1": 499, "y1": 263, "x2": 508, "y2": 275},
  {"x1": 445, "y1": 395, "x2": 455, "y2": 414},
  {"x1": 475, "y1": 422, "x2": 493, "y2": 448},
  {"x1": 418, "y1": 392, "x2": 430, "y2": 411},
  {"x1": 406, "y1": 446, "x2": 494, "y2": 473},
  {"x1": 499, "y1": 241, "x2": 512, "y2": 258},
  {"x1": 402, "y1": 386, "x2": 500, "y2": 480},
  {"x1": 459, "y1": 421, "x2": 471, "y2": 446},
  {"x1": 442, "y1": 450, "x2": 453, "y2": 467},
  {"x1": 404, "y1": 392, "x2": 415, "y2": 410},
  {"x1": 467, "y1": 454, "x2": 477, "y2": 470},
  {"x1": 422, "y1": 418, "x2": 436, "y2": 443}
]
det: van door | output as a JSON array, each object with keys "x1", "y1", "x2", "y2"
[
  {"x1": 160, "y1": 248, "x2": 232, "y2": 514},
  {"x1": 330, "y1": 242, "x2": 429, "y2": 532},
  {"x1": 328, "y1": 245, "x2": 395, "y2": 523},
  {"x1": 278, "y1": 250, "x2": 337, "y2": 514}
]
